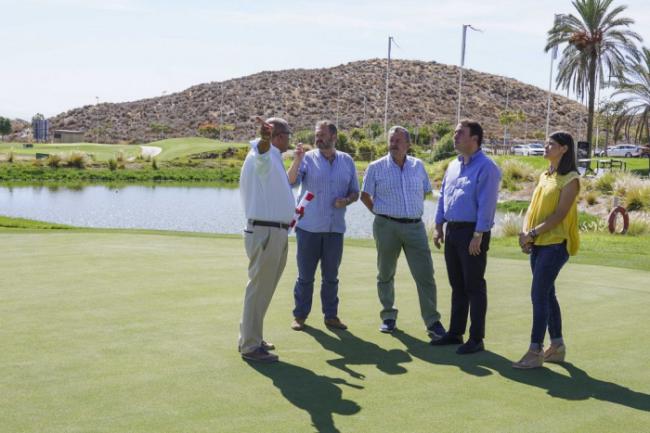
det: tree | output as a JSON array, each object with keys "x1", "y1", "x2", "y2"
[
  {"x1": 545, "y1": 0, "x2": 641, "y2": 159},
  {"x1": 0, "y1": 117, "x2": 11, "y2": 140},
  {"x1": 431, "y1": 120, "x2": 453, "y2": 139},
  {"x1": 613, "y1": 46, "x2": 650, "y2": 144}
]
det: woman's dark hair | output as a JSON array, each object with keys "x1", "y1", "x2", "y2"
[{"x1": 550, "y1": 131, "x2": 578, "y2": 175}]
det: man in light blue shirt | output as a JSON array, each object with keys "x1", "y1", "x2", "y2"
[
  {"x1": 432, "y1": 119, "x2": 501, "y2": 355},
  {"x1": 287, "y1": 120, "x2": 359, "y2": 331},
  {"x1": 361, "y1": 126, "x2": 445, "y2": 338}
]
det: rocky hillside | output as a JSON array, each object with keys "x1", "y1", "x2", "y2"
[{"x1": 48, "y1": 59, "x2": 587, "y2": 143}]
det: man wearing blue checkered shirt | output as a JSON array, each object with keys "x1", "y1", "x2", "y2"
[
  {"x1": 361, "y1": 126, "x2": 445, "y2": 338},
  {"x1": 287, "y1": 120, "x2": 360, "y2": 331}
]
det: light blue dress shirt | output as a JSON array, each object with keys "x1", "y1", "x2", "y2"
[
  {"x1": 293, "y1": 149, "x2": 359, "y2": 233},
  {"x1": 435, "y1": 150, "x2": 501, "y2": 232},
  {"x1": 362, "y1": 155, "x2": 432, "y2": 218}
]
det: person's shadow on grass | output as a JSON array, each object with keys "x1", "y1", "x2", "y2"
[
  {"x1": 303, "y1": 326, "x2": 411, "y2": 379},
  {"x1": 247, "y1": 360, "x2": 362, "y2": 433},
  {"x1": 392, "y1": 330, "x2": 650, "y2": 412}
]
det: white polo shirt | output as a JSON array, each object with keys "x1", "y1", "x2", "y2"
[{"x1": 240, "y1": 139, "x2": 295, "y2": 224}]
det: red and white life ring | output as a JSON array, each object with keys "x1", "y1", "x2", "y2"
[{"x1": 608, "y1": 206, "x2": 629, "y2": 234}]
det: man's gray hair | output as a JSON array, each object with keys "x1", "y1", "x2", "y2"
[
  {"x1": 388, "y1": 125, "x2": 410, "y2": 143},
  {"x1": 266, "y1": 117, "x2": 291, "y2": 137},
  {"x1": 316, "y1": 120, "x2": 337, "y2": 136}
]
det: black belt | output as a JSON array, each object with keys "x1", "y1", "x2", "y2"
[
  {"x1": 377, "y1": 214, "x2": 421, "y2": 224},
  {"x1": 248, "y1": 219, "x2": 290, "y2": 230},
  {"x1": 446, "y1": 221, "x2": 476, "y2": 229}
]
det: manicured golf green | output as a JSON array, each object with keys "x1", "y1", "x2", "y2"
[
  {"x1": 0, "y1": 138, "x2": 248, "y2": 162},
  {"x1": 1, "y1": 230, "x2": 649, "y2": 433}
]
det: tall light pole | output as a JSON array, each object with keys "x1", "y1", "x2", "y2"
[
  {"x1": 219, "y1": 83, "x2": 224, "y2": 141},
  {"x1": 545, "y1": 14, "x2": 561, "y2": 140},
  {"x1": 457, "y1": 24, "x2": 481, "y2": 124},
  {"x1": 384, "y1": 36, "x2": 398, "y2": 138},
  {"x1": 503, "y1": 80, "x2": 509, "y2": 148}
]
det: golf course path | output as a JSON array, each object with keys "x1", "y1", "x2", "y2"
[{"x1": 140, "y1": 145, "x2": 162, "y2": 157}]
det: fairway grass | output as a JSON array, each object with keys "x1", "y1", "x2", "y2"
[{"x1": 1, "y1": 232, "x2": 649, "y2": 433}]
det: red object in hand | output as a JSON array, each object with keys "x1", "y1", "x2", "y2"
[{"x1": 290, "y1": 191, "x2": 315, "y2": 229}]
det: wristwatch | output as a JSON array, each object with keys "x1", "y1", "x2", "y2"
[{"x1": 472, "y1": 231, "x2": 482, "y2": 238}]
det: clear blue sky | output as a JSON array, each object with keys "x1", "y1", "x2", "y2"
[{"x1": 2, "y1": 0, "x2": 649, "y2": 120}]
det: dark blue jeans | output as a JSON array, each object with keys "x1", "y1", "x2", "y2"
[
  {"x1": 529, "y1": 242, "x2": 569, "y2": 345},
  {"x1": 293, "y1": 228, "x2": 344, "y2": 320}
]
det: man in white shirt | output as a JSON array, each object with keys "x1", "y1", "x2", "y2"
[{"x1": 239, "y1": 117, "x2": 294, "y2": 363}]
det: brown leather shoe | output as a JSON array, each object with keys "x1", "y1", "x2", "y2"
[
  {"x1": 324, "y1": 317, "x2": 348, "y2": 330},
  {"x1": 261, "y1": 340, "x2": 275, "y2": 351},
  {"x1": 291, "y1": 317, "x2": 306, "y2": 331},
  {"x1": 241, "y1": 347, "x2": 279, "y2": 363}
]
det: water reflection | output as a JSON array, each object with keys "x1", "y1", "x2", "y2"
[{"x1": 0, "y1": 185, "x2": 502, "y2": 239}]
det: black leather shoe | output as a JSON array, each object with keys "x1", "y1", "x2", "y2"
[
  {"x1": 430, "y1": 333, "x2": 463, "y2": 346},
  {"x1": 456, "y1": 338, "x2": 484, "y2": 354}
]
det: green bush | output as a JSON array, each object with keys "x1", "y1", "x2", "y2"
[
  {"x1": 293, "y1": 129, "x2": 314, "y2": 145},
  {"x1": 356, "y1": 139, "x2": 379, "y2": 161},
  {"x1": 337, "y1": 131, "x2": 356, "y2": 155},
  {"x1": 108, "y1": 158, "x2": 117, "y2": 171},
  {"x1": 350, "y1": 128, "x2": 367, "y2": 142},
  {"x1": 432, "y1": 132, "x2": 455, "y2": 161}
]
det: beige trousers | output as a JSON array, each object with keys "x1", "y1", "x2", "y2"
[{"x1": 238, "y1": 222, "x2": 288, "y2": 354}]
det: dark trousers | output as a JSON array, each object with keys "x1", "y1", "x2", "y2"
[
  {"x1": 529, "y1": 242, "x2": 569, "y2": 344},
  {"x1": 292, "y1": 227, "x2": 344, "y2": 320},
  {"x1": 444, "y1": 225, "x2": 490, "y2": 340}
]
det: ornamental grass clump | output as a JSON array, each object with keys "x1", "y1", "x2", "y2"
[
  {"x1": 627, "y1": 213, "x2": 650, "y2": 236},
  {"x1": 583, "y1": 190, "x2": 600, "y2": 206},
  {"x1": 500, "y1": 159, "x2": 536, "y2": 191},
  {"x1": 46, "y1": 154, "x2": 62, "y2": 168},
  {"x1": 594, "y1": 171, "x2": 616, "y2": 193},
  {"x1": 624, "y1": 185, "x2": 650, "y2": 211},
  {"x1": 495, "y1": 211, "x2": 524, "y2": 237},
  {"x1": 66, "y1": 151, "x2": 89, "y2": 169}
]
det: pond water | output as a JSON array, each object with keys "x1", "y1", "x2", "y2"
[{"x1": 0, "y1": 185, "x2": 504, "y2": 239}]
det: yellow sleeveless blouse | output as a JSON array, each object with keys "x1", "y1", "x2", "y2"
[{"x1": 524, "y1": 171, "x2": 580, "y2": 255}]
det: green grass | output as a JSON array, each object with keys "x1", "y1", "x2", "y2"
[
  {"x1": 0, "y1": 138, "x2": 248, "y2": 162},
  {"x1": 0, "y1": 215, "x2": 73, "y2": 229},
  {"x1": 0, "y1": 142, "x2": 141, "y2": 161},
  {"x1": 147, "y1": 137, "x2": 247, "y2": 161},
  {"x1": 0, "y1": 162, "x2": 241, "y2": 183},
  {"x1": 1, "y1": 228, "x2": 649, "y2": 432}
]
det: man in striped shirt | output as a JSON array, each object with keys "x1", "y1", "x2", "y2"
[
  {"x1": 287, "y1": 120, "x2": 359, "y2": 331},
  {"x1": 361, "y1": 126, "x2": 445, "y2": 338}
]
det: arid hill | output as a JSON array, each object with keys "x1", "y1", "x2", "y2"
[{"x1": 48, "y1": 58, "x2": 586, "y2": 143}]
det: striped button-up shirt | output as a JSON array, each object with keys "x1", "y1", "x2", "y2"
[
  {"x1": 293, "y1": 149, "x2": 359, "y2": 233},
  {"x1": 362, "y1": 155, "x2": 431, "y2": 218}
]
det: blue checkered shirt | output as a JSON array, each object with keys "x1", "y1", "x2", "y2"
[
  {"x1": 293, "y1": 149, "x2": 359, "y2": 233},
  {"x1": 362, "y1": 155, "x2": 431, "y2": 218}
]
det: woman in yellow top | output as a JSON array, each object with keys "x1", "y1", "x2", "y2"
[{"x1": 513, "y1": 131, "x2": 580, "y2": 369}]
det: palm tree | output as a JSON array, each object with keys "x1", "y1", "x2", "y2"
[
  {"x1": 545, "y1": 0, "x2": 641, "y2": 159},
  {"x1": 613, "y1": 47, "x2": 650, "y2": 143}
]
